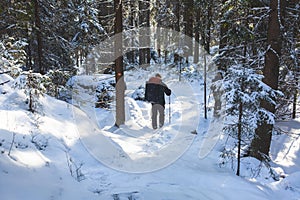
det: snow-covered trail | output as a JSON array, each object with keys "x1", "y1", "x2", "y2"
[
  {"x1": 71, "y1": 75, "x2": 200, "y2": 173},
  {"x1": 70, "y1": 67, "x2": 272, "y2": 199}
]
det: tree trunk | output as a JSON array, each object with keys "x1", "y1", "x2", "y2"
[
  {"x1": 288, "y1": 0, "x2": 299, "y2": 119},
  {"x1": 211, "y1": 0, "x2": 227, "y2": 118},
  {"x1": 173, "y1": 0, "x2": 181, "y2": 57},
  {"x1": 145, "y1": 2, "x2": 151, "y2": 65},
  {"x1": 194, "y1": 6, "x2": 200, "y2": 63},
  {"x1": 114, "y1": 0, "x2": 125, "y2": 127},
  {"x1": 250, "y1": 0, "x2": 283, "y2": 161},
  {"x1": 155, "y1": 0, "x2": 161, "y2": 59},
  {"x1": 292, "y1": 86, "x2": 298, "y2": 119},
  {"x1": 174, "y1": 0, "x2": 180, "y2": 33},
  {"x1": 26, "y1": 32, "x2": 33, "y2": 70},
  {"x1": 139, "y1": 0, "x2": 150, "y2": 66},
  {"x1": 127, "y1": 0, "x2": 135, "y2": 65},
  {"x1": 237, "y1": 100, "x2": 243, "y2": 176},
  {"x1": 205, "y1": 0, "x2": 213, "y2": 54},
  {"x1": 217, "y1": 0, "x2": 229, "y2": 71},
  {"x1": 203, "y1": 53, "x2": 207, "y2": 119},
  {"x1": 33, "y1": 0, "x2": 44, "y2": 74},
  {"x1": 157, "y1": 27, "x2": 161, "y2": 58},
  {"x1": 183, "y1": 0, "x2": 193, "y2": 61}
]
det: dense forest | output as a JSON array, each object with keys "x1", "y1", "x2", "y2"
[{"x1": 0, "y1": 0, "x2": 299, "y2": 170}]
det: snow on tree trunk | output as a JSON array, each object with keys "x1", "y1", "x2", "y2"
[
  {"x1": 114, "y1": 0, "x2": 125, "y2": 127},
  {"x1": 250, "y1": 0, "x2": 283, "y2": 161}
]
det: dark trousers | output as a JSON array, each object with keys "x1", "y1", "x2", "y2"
[{"x1": 151, "y1": 104, "x2": 165, "y2": 129}]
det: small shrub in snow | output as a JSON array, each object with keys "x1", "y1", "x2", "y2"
[
  {"x1": 221, "y1": 156, "x2": 282, "y2": 182},
  {"x1": 14, "y1": 71, "x2": 46, "y2": 113},
  {"x1": 181, "y1": 63, "x2": 203, "y2": 82},
  {"x1": 44, "y1": 70, "x2": 70, "y2": 100},
  {"x1": 95, "y1": 80, "x2": 115, "y2": 109},
  {"x1": 131, "y1": 85, "x2": 145, "y2": 101},
  {"x1": 0, "y1": 38, "x2": 26, "y2": 78}
]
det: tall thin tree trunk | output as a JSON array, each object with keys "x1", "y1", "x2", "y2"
[
  {"x1": 205, "y1": 0, "x2": 213, "y2": 54},
  {"x1": 114, "y1": 0, "x2": 125, "y2": 127},
  {"x1": 33, "y1": 0, "x2": 43, "y2": 74},
  {"x1": 139, "y1": 0, "x2": 150, "y2": 66},
  {"x1": 204, "y1": 53, "x2": 207, "y2": 119},
  {"x1": 250, "y1": 0, "x2": 283, "y2": 161},
  {"x1": 289, "y1": 0, "x2": 299, "y2": 119},
  {"x1": 26, "y1": 22, "x2": 33, "y2": 70},
  {"x1": 174, "y1": 0, "x2": 180, "y2": 33},
  {"x1": 194, "y1": 6, "x2": 200, "y2": 63},
  {"x1": 292, "y1": 84, "x2": 298, "y2": 119},
  {"x1": 237, "y1": 100, "x2": 243, "y2": 176},
  {"x1": 173, "y1": 0, "x2": 181, "y2": 57},
  {"x1": 145, "y1": 0, "x2": 150, "y2": 64},
  {"x1": 156, "y1": 0, "x2": 161, "y2": 59},
  {"x1": 183, "y1": 0, "x2": 193, "y2": 62},
  {"x1": 237, "y1": 46, "x2": 246, "y2": 175},
  {"x1": 127, "y1": 0, "x2": 135, "y2": 65},
  {"x1": 218, "y1": 0, "x2": 229, "y2": 71},
  {"x1": 157, "y1": 27, "x2": 161, "y2": 58}
]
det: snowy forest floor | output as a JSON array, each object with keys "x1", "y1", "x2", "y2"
[{"x1": 0, "y1": 64, "x2": 300, "y2": 200}]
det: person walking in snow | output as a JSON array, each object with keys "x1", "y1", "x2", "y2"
[{"x1": 145, "y1": 73, "x2": 171, "y2": 129}]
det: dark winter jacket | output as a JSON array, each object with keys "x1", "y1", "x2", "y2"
[{"x1": 145, "y1": 77, "x2": 171, "y2": 107}]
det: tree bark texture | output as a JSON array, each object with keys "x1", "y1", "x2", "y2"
[
  {"x1": 114, "y1": 0, "x2": 125, "y2": 126},
  {"x1": 33, "y1": 0, "x2": 44, "y2": 74},
  {"x1": 250, "y1": 0, "x2": 283, "y2": 161},
  {"x1": 139, "y1": 0, "x2": 150, "y2": 66},
  {"x1": 183, "y1": 0, "x2": 193, "y2": 60}
]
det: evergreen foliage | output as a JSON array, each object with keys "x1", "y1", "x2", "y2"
[
  {"x1": 13, "y1": 71, "x2": 46, "y2": 113},
  {"x1": 95, "y1": 80, "x2": 115, "y2": 109},
  {"x1": 222, "y1": 65, "x2": 282, "y2": 174}
]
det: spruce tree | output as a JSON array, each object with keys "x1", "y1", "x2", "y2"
[{"x1": 223, "y1": 65, "x2": 281, "y2": 175}]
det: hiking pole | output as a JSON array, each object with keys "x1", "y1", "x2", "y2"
[{"x1": 169, "y1": 95, "x2": 171, "y2": 124}]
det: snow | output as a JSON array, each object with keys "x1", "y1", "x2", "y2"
[
  {"x1": 0, "y1": 65, "x2": 300, "y2": 199},
  {"x1": 272, "y1": 119, "x2": 300, "y2": 173}
]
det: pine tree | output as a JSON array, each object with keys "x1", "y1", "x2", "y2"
[
  {"x1": 223, "y1": 65, "x2": 280, "y2": 175},
  {"x1": 44, "y1": 70, "x2": 70, "y2": 99},
  {"x1": 0, "y1": 1, "x2": 31, "y2": 75},
  {"x1": 14, "y1": 71, "x2": 46, "y2": 113},
  {"x1": 213, "y1": 0, "x2": 269, "y2": 118},
  {"x1": 277, "y1": 0, "x2": 300, "y2": 119}
]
